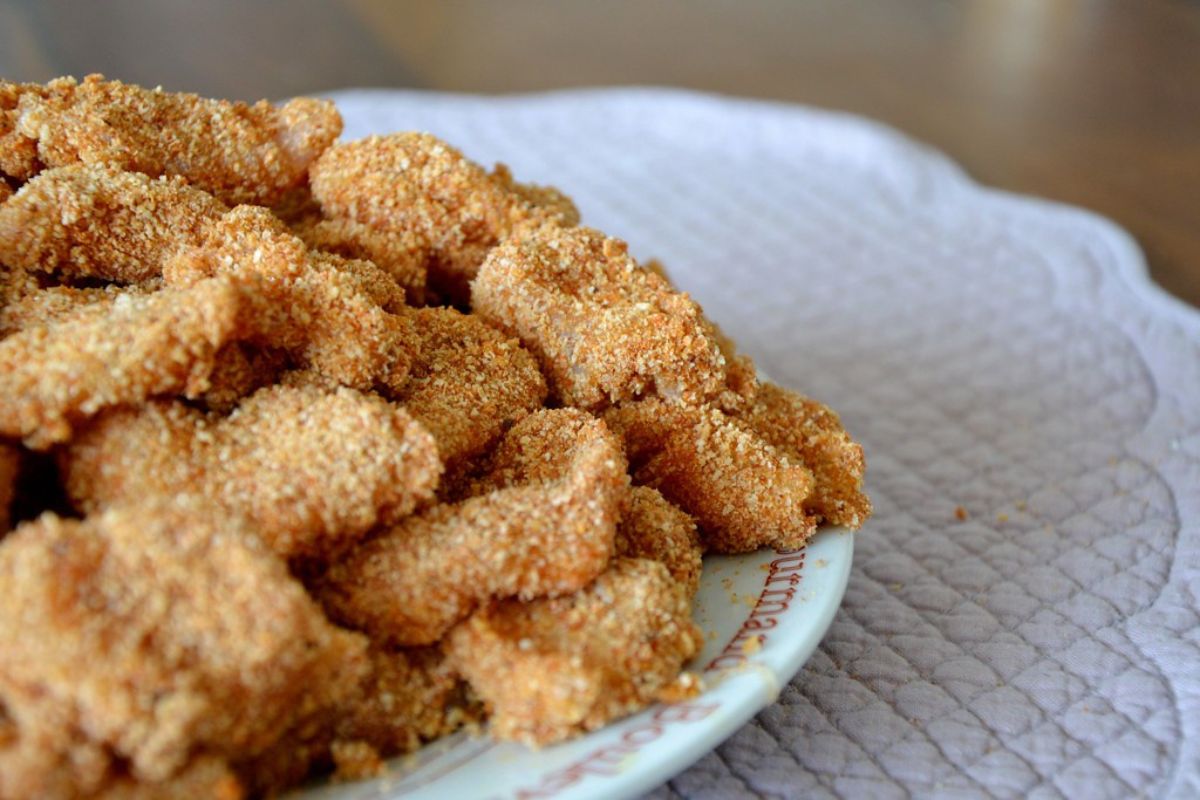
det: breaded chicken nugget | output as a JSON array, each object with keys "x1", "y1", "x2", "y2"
[
  {"x1": 241, "y1": 644, "x2": 475, "y2": 792},
  {"x1": 445, "y1": 557, "x2": 701, "y2": 746},
  {"x1": 616, "y1": 486, "x2": 703, "y2": 597},
  {"x1": 491, "y1": 163, "x2": 581, "y2": 227},
  {"x1": 0, "y1": 263, "x2": 47, "y2": 337},
  {"x1": 0, "y1": 81, "x2": 42, "y2": 179},
  {"x1": 318, "y1": 409, "x2": 627, "y2": 645},
  {"x1": 0, "y1": 164, "x2": 225, "y2": 284},
  {"x1": 309, "y1": 132, "x2": 577, "y2": 304},
  {"x1": 0, "y1": 282, "x2": 148, "y2": 337},
  {"x1": 734, "y1": 382, "x2": 871, "y2": 528},
  {"x1": 0, "y1": 181, "x2": 11, "y2": 205},
  {"x1": 605, "y1": 398, "x2": 816, "y2": 552},
  {"x1": 0, "y1": 278, "x2": 243, "y2": 448},
  {"x1": 0, "y1": 722, "x2": 245, "y2": 800},
  {"x1": 641, "y1": 257, "x2": 758, "y2": 410},
  {"x1": 0, "y1": 502, "x2": 368, "y2": 788},
  {"x1": 463, "y1": 404, "x2": 603, "y2": 498},
  {"x1": 333, "y1": 646, "x2": 480, "y2": 761},
  {"x1": 473, "y1": 225, "x2": 726, "y2": 410},
  {"x1": 293, "y1": 216, "x2": 429, "y2": 304},
  {"x1": 0, "y1": 283, "x2": 279, "y2": 414},
  {"x1": 61, "y1": 382, "x2": 441, "y2": 562},
  {"x1": 703, "y1": 317, "x2": 760, "y2": 410},
  {"x1": 198, "y1": 343, "x2": 288, "y2": 414},
  {"x1": 397, "y1": 307, "x2": 547, "y2": 477},
  {"x1": 95, "y1": 757, "x2": 245, "y2": 800},
  {"x1": 2, "y1": 75, "x2": 340, "y2": 205},
  {"x1": 0, "y1": 443, "x2": 17, "y2": 533},
  {"x1": 165, "y1": 205, "x2": 415, "y2": 393}
]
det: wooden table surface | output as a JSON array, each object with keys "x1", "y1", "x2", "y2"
[{"x1": 2, "y1": 0, "x2": 1197, "y2": 307}]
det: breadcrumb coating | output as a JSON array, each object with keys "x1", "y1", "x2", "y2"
[
  {"x1": 0, "y1": 278, "x2": 243, "y2": 448},
  {"x1": 309, "y1": 132, "x2": 576, "y2": 304},
  {"x1": 0, "y1": 263, "x2": 41, "y2": 337},
  {"x1": 294, "y1": 216, "x2": 429, "y2": 304},
  {"x1": 0, "y1": 443, "x2": 17, "y2": 533},
  {"x1": 703, "y1": 317, "x2": 760, "y2": 411},
  {"x1": 198, "y1": 343, "x2": 288, "y2": 414},
  {"x1": 640, "y1": 257, "x2": 758, "y2": 410},
  {"x1": 491, "y1": 163, "x2": 582, "y2": 226},
  {"x1": 164, "y1": 205, "x2": 416, "y2": 393},
  {"x1": 397, "y1": 307, "x2": 547, "y2": 477},
  {"x1": 734, "y1": 382, "x2": 871, "y2": 528},
  {"x1": 605, "y1": 398, "x2": 817, "y2": 552},
  {"x1": 0, "y1": 80, "x2": 42, "y2": 179},
  {"x1": 616, "y1": 486, "x2": 704, "y2": 597},
  {"x1": 0, "y1": 164, "x2": 225, "y2": 284},
  {"x1": 0, "y1": 282, "x2": 150, "y2": 337},
  {"x1": 445, "y1": 557, "x2": 702, "y2": 746},
  {"x1": 333, "y1": 646, "x2": 481, "y2": 760},
  {"x1": 0, "y1": 502, "x2": 368, "y2": 791},
  {"x1": 3, "y1": 75, "x2": 341, "y2": 205},
  {"x1": 0, "y1": 727, "x2": 245, "y2": 800},
  {"x1": 472, "y1": 225, "x2": 726, "y2": 410},
  {"x1": 61, "y1": 383, "x2": 442, "y2": 562},
  {"x1": 93, "y1": 757, "x2": 245, "y2": 800},
  {"x1": 318, "y1": 409, "x2": 627, "y2": 645},
  {"x1": 0, "y1": 181, "x2": 11, "y2": 205},
  {"x1": 467, "y1": 406, "x2": 608, "y2": 497}
]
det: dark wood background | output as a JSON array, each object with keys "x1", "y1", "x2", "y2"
[{"x1": 2, "y1": 0, "x2": 1197, "y2": 307}]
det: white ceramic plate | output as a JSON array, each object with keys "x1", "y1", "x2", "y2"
[{"x1": 302, "y1": 528, "x2": 853, "y2": 800}]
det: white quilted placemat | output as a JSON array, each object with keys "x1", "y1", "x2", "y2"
[{"x1": 331, "y1": 88, "x2": 1200, "y2": 800}]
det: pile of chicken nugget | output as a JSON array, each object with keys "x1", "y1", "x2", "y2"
[{"x1": 0, "y1": 75, "x2": 870, "y2": 799}]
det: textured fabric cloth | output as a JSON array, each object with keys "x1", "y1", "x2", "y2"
[{"x1": 332, "y1": 89, "x2": 1200, "y2": 800}]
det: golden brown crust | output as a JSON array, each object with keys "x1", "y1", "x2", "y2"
[
  {"x1": 333, "y1": 646, "x2": 480, "y2": 759},
  {"x1": 605, "y1": 398, "x2": 816, "y2": 552},
  {"x1": 164, "y1": 205, "x2": 416, "y2": 394},
  {"x1": 93, "y1": 757, "x2": 245, "y2": 800},
  {"x1": 61, "y1": 383, "x2": 442, "y2": 562},
  {"x1": 445, "y1": 557, "x2": 702, "y2": 746},
  {"x1": 491, "y1": 162, "x2": 581, "y2": 226},
  {"x1": 197, "y1": 343, "x2": 288, "y2": 414},
  {"x1": 734, "y1": 382, "x2": 871, "y2": 528},
  {"x1": 0, "y1": 729, "x2": 246, "y2": 800},
  {"x1": 0, "y1": 278, "x2": 243, "y2": 448},
  {"x1": 309, "y1": 132, "x2": 575, "y2": 304},
  {"x1": 616, "y1": 486, "x2": 703, "y2": 597},
  {"x1": 0, "y1": 502, "x2": 367, "y2": 789},
  {"x1": 0, "y1": 81, "x2": 43, "y2": 180},
  {"x1": 472, "y1": 225, "x2": 726, "y2": 410},
  {"x1": 293, "y1": 216, "x2": 430, "y2": 304},
  {"x1": 6, "y1": 75, "x2": 341, "y2": 205},
  {"x1": 397, "y1": 307, "x2": 547, "y2": 477},
  {"x1": 0, "y1": 164, "x2": 226, "y2": 284},
  {"x1": 703, "y1": 317, "x2": 760, "y2": 411},
  {"x1": 318, "y1": 409, "x2": 627, "y2": 645},
  {"x1": 466, "y1": 402, "x2": 611, "y2": 497},
  {"x1": 0, "y1": 282, "x2": 149, "y2": 337},
  {"x1": 639, "y1": 258, "x2": 758, "y2": 410}
]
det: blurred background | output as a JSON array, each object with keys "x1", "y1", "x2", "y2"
[{"x1": 1, "y1": 0, "x2": 1197, "y2": 306}]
